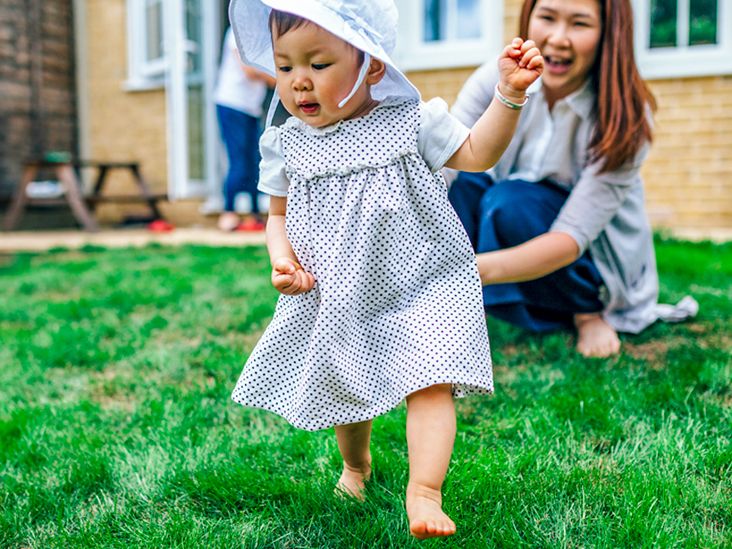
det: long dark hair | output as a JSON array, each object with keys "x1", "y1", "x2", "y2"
[{"x1": 519, "y1": 0, "x2": 656, "y2": 173}]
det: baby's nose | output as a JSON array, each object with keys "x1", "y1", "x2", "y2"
[{"x1": 292, "y1": 71, "x2": 313, "y2": 91}]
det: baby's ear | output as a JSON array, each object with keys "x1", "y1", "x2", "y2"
[{"x1": 366, "y1": 58, "x2": 386, "y2": 85}]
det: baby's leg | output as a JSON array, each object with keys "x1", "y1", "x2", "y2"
[
  {"x1": 405, "y1": 384, "x2": 457, "y2": 539},
  {"x1": 334, "y1": 420, "x2": 372, "y2": 500}
]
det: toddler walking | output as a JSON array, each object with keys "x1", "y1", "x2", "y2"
[{"x1": 230, "y1": 0, "x2": 543, "y2": 539}]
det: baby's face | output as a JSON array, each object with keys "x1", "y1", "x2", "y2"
[{"x1": 272, "y1": 22, "x2": 370, "y2": 128}]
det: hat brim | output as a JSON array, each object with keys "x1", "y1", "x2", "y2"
[{"x1": 229, "y1": 0, "x2": 420, "y2": 101}]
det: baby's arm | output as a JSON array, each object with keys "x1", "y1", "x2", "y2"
[
  {"x1": 267, "y1": 196, "x2": 315, "y2": 295},
  {"x1": 446, "y1": 38, "x2": 543, "y2": 172}
]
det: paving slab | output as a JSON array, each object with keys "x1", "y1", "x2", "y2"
[
  {"x1": 0, "y1": 227, "x2": 729, "y2": 253},
  {"x1": 0, "y1": 228, "x2": 266, "y2": 252}
]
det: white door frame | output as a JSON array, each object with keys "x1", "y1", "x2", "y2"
[{"x1": 164, "y1": 0, "x2": 221, "y2": 199}]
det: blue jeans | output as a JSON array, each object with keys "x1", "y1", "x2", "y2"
[
  {"x1": 217, "y1": 105, "x2": 261, "y2": 214},
  {"x1": 448, "y1": 172, "x2": 605, "y2": 332}
]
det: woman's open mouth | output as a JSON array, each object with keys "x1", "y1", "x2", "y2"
[{"x1": 545, "y1": 55, "x2": 572, "y2": 74}]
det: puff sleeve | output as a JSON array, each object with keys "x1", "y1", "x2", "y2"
[
  {"x1": 417, "y1": 98, "x2": 470, "y2": 173},
  {"x1": 257, "y1": 127, "x2": 289, "y2": 197}
]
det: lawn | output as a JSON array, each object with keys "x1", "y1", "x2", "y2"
[{"x1": 0, "y1": 237, "x2": 730, "y2": 548}]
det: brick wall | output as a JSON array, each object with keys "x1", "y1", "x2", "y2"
[
  {"x1": 80, "y1": 0, "x2": 168, "y2": 222},
  {"x1": 79, "y1": 0, "x2": 730, "y2": 231},
  {"x1": 0, "y1": 0, "x2": 77, "y2": 196},
  {"x1": 644, "y1": 76, "x2": 732, "y2": 229}
]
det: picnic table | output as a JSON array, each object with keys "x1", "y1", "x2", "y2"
[{"x1": 2, "y1": 159, "x2": 167, "y2": 232}]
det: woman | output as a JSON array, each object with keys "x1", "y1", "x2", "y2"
[{"x1": 448, "y1": 0, "x2": 696, "y2": 357}]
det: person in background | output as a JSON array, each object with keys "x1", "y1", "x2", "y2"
[
  {"x1": 215, "y1": 26, "x2": 276, "y2": 232},
  {"x1": 447, "y1": 0, "x2": 697, "y2": 358}
]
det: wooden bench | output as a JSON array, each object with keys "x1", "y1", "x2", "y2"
[{"x1": 2, "y1": 159, "x2": 167, "y2": 232}]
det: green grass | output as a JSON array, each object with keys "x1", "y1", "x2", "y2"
[{"x1": 0, "y1": 238, "x2": 730, "y2": 548}]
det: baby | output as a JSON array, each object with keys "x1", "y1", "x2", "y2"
[{"x1": 230, "y1": 0, "x2": 543, "y2": 539}]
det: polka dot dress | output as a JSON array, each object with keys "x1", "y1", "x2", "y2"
[{"x1": 232, "y1": 98, "x2": 492, "y2": 431}]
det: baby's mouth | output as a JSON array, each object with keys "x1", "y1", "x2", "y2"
[{"x1": 299, "y1": 102, "x2": 319, "y2": 114}]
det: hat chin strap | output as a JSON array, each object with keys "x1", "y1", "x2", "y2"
[
  {"x1": 338, "y1": 52, "x2": 371, "y2": 108},
  {"x1": 265, "y1": 52, "x2": 372, "y2": 127}
]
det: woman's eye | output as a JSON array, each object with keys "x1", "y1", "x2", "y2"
[{"x1": 312, "y1": 63, "x2": 331, "y2": 70}]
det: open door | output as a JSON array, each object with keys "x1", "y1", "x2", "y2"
[{"x1": 164, "y1": 0, "x2": 222, "y2": 199}]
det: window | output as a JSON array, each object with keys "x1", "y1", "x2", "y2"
[
  {"x1": 634, "y1": 0, "x2": 732, "y2": 79},
  {"x1": 423, "y1": 0, "x2": 482, "y2": 42},
  {"x1": 394, "y1": 0, "x2": 503, "y2": 71},
  {"x1": 126, "y1": 0, "x2": 167, "y2": 89}
]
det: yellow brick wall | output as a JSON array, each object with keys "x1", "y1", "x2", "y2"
[
  {"x1": 644, "y1": 76, "x2": 732, "y2": 229},
  {"x1": 503, "y1": 0, "x2": 524, "y2": 43},
  {"x1": 81, "y1": 0, "x2": 730, "y2": 231},
  {"x1": 84, "y1": 0, "x2": 168, "y2": 222}
]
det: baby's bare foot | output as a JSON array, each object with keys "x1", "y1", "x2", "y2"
[
  {"x1": 406, "y1": 483, "x2": 456, "y2": 539},
  {"x1": 335, "y1": 461, "x2": 371, "y2": 501},
  {"x1": 574, "y1": 313, "x2": 621, "y2": 358}
]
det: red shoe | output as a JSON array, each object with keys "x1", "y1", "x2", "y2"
[
  {"x1": 147, "y1": 219, "x2": 175, "y2": 232},
  {"x1": 235, "y1": 218, "x2": 265, "y2": 232}
]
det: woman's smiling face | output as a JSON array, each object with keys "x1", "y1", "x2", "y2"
[{"x1": 528, "y1": 0, "x2": 602, "y2": 104}]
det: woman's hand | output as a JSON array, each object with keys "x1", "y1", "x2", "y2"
[
  {"x1": 498, "y1": 38, "x2": 544, "y2": 101},
  {"x1": 271, "y1": 257, "x2": 315, "y2": 295}
]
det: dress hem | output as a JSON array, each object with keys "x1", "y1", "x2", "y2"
[{"x1": 231, "y1": 375, "x2": 493, "y2": 432}]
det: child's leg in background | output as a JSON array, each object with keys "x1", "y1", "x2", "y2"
[
  {"x1": 217, "y1": 105, "x2": 262, "y2": 230},
  {"x1": 334, "y1": 420, "x2": 372, "y2": 499},
  {"x1": 405, "y1": 384, "x2": 457, "y2": 539},
  {"x1": 240, "y1": 114, "x2": 262, "y2": 216}
]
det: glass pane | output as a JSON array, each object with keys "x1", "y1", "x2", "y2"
[
  {"x1": 689, "y1": 0, "x2": 717, "y2": 45},
  {"x1": 187, "y1": 85, "x2": 205, "y2": 180},
  {"x1": 650, "y1": 0, "x2": 677, "y2": 48},
  {"x1": 145, "y1": 0, "x2": 163, "y2": 61},
  {"x1": 424, "y1": 0, "x2": 444, "y2": 42},
  {"x1": 185, "y1": 0, "x2": 205, "y2": 181},
  {"x1": 456, "y1": 0, "x2": 481, "y2": 39},
  {"x1": 185, "y1": 0, "x2": 202, "y2": 74}
]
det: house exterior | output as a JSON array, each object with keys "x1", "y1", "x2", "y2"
[
  {"x1": 0, "y1": 0, "x2": 77, "y2": 198},
  {"x1": 72, "y1": 0, "x2": 731, "y2": 231}
]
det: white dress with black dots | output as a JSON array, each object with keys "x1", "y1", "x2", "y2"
[{"x1": 232, "y1": 97, "x2": 492, "y2": 431}]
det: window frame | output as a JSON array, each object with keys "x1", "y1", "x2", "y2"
[
  {"x1": 125, "y1": 0, "x2": 167, "y2": 90},
  {"x1": 394, "y1": 0, "x2": 503, "y2": 71},
  {"x1": 633, "y1": 0, "x2": 732, "y2": 79}
]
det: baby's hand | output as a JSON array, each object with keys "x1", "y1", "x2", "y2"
[
  {"x1": 498, "y1": 37, "x2": 544, "y2": 100},
  {"x1": 272, "y1": 257, "x2": 315, "y2": 295}
]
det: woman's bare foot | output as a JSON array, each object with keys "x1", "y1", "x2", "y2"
[
  {"x1": 335, "y1": 460, "x2": 371, "y2": 501},
  {"x1": 406, "y1": 483, "x2": 456, "y2": 539},
  {"x1": 574, "y1": 313, "x2": 621, "y2": 357}
]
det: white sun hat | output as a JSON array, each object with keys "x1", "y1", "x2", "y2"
[{"x1": 229, "y1": 0, "x2": 420, "y2": 118}]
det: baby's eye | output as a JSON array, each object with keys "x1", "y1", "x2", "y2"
[
  {"x1": 312, "y1": 63, "x2": 331, "y2": 70},
  {"x1": 278, "y1": 66, "x2": 292, "y2": 73}
]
